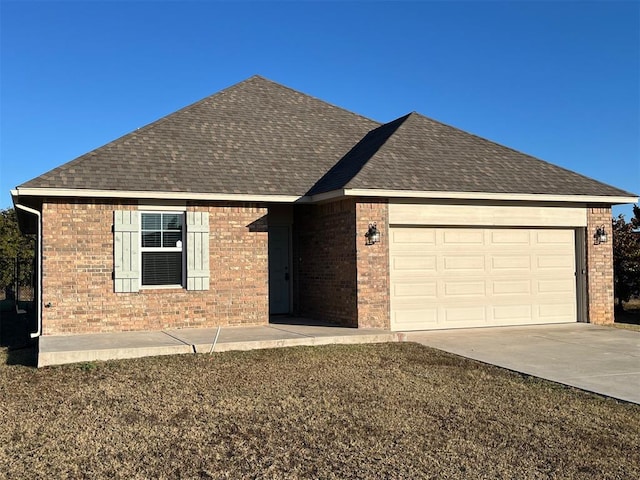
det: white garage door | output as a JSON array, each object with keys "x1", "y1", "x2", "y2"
[{"x1": 389, "y1": 227, "x2": 577, "y2": 331}]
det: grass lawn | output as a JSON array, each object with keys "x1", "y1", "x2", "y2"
[{"x1": 1, "y1": 343, "x2": 639, "y2": 479}]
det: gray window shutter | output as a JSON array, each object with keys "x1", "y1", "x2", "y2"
[
  {"x1": 114, "y1": 211, "x2": 140, "y2": 293},
  {"x1": 186, "y1": 211, "x2": 210, "y2": 291}
]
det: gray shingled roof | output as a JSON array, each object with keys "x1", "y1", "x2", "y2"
[
  {"x1": 20, "y1": 76, "x2": 380, "y2": 196},
  {"x1": 312, "y1": 113, "x2": 634, "y2": 196},
  {"x1": 20, "y1": 76, "x2": 634, "y2": 199},
  {"x1": 312, "y1": 113, "x2": 634, "y2": 197}
]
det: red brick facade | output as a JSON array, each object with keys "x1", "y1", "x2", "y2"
[
  {"x1": 355, "y1": 201, "x2": 390, "y2": 329},
  {"x1": 41, "y1": 199, "x2": 268, "y2": 335},
  {"x1": 38, "y1": 197, "x2": 616, "y2": 334},
  {"x1": 586, "y1": 206, "x2": 614, "y2": 325},
  {"x1": 294, "y1": 200, "x2": 358, "y2": 326}
]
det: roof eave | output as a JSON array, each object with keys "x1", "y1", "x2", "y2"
[
  {"x1": 12, "y1": 186, "x2": 638, "y2": 207},
  {"x1": 311, "y1": 188, "x2": 638, "y2": 205},
  {"x1": 12, "y1": 187, "x2": 310, "y2": 204}
]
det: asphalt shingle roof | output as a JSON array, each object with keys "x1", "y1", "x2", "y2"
[
  {"x1": 314, "y1": 113, "x2": 634, "y2": 197},
  {"x1": 20, "y1": 76, "x2": 634, "y2": 199},
  {"x1": 20, "y1": 76, "x2": 380, "y2": 196}
]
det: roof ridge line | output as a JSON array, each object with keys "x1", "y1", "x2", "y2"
[
  {"x1": 307, "y1": 113, "x2": 411, "y2": 195},
  {"x1": 251, "y1": 75, "x2": 382, "y2": 125},
  {"x1": 342, "y1": 112, "x2": 414, "y2": 189}
]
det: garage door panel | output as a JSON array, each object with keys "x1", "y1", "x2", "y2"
[
  {"x1": 443, "y1": 281, "x2": 485, "y2": 297},
  {"x1": 490, "y1": 230, "x2": 531, "y2": 244},
  {"x1": 537, "y1": 278, "x2": 575, "y2": 294},
  {"x1": 491, "y1": 255, "x2": 531, "y2": 271},
  {"x1": 443, "y1": 230, "x2": 484, "y2": 244},
  {"x1": 392, "y1": 256, "x2": 437, "y2": 272},
  {"x1": 392, "y1": 282, "x2": 437, "y2": 298},
  {"x1": 492, "y1": 280, "x2": 531, "y2": 295},
  {"x1": 443, "y1": 306, "x2": 486, "y2": 323},
  {"x1": 443, "y1": 255, "x2": 485, "y2": 271},
  {"x1": 390, "y1": 226, "x2": 577, "y2": 331},
  {"x1": 536, "y1": 255, "x2": 574, "y2": 270},
  {"x1": 492, "y1": 305, "x2": 532, "y2": 321},
  {"x1": 391, "y1": 228, "x2": 435, "y2": 245},
  {"x1": 393, "y1": 308, "x2": 438, "y2": 326},
  {"x1": 538, "y1": 303, "x2": 575, "y2": 320}
]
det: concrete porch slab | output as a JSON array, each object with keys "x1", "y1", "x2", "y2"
[
  {"x1": 168, "y1": 324, "x2": 400, "y2": 353},
  {"x1": 38, "y1": 331, "x2": 193, "y2": 367},
  {"x1": 37, "y1": 322, "x2": 400, "y2": 366}
]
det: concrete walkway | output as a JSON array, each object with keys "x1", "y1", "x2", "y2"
[
  {"x1": 405, "y1": 323, "x2": 640, "y2": 404},
  {"x1": 38, "y1": 321, "x2": 400, "y2": 367}
]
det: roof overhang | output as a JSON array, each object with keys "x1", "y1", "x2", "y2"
[
  {"x1": 310, "y1": 188, "x2": 639, "y2": 205},
  {"x1": 11, "y1": 187, "x2": 306, "y2": 204},
  {"x1": 11, "y1": 186, "x2": 638, "y2": 207}
]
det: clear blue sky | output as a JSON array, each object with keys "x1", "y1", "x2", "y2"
[{"x1": 1, "y1": 1, "x2": 638, "y2": 217}]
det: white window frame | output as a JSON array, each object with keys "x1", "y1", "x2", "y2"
[{"x1": 139, "y1": 210, "x2": 186, "y2": 289}]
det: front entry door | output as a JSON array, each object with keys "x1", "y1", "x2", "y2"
[{"x1": 268, "y1": 226, "x2": 290, "y2": 314}]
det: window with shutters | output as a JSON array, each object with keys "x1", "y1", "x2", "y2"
[
  {"x1": 140, "y1": 212, "x2": 184, "y2": 287},
  {"x1": 114, "y1": 210, "x2": 209, "y2": 292}
]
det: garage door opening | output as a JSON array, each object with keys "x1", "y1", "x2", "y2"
[{"x1": 389, "y1": 226, "x2": 579, "y2": 331}]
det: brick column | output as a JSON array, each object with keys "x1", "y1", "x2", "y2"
[
  {"x1": 355, "y1": 200, "x2": 390, "y2": 329},
  {"x1": 586, "y1": 206, "x2": 614, "y2": 325}
]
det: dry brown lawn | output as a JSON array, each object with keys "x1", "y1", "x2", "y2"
[{"x1": 1, "y1": 342, "x2": 639, "y2": 479}]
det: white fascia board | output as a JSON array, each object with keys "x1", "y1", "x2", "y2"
[
  {"x1": 339, "y1": 188, "x2": 638, "y2": 205},
  {"x1": 308, "y1": 189, "x2": 347, "y2": 203},
  {"x1": 13, "y1": 187, "x2": 308, "y2": 203},
  {"x1": 13, "y1": 186, "x2": 638, "y2": 206}
]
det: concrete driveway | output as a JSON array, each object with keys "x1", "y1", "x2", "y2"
[{"x1": 404, "y1": 323, "x2": 640, "y2": 404}]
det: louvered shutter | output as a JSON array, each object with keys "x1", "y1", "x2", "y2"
[
  {"x1": 114, "y1": 211, "x2": 140, "y2": 293},
  {"x1": 186, "y1": 211, "x2": 210, "y2": 290}
]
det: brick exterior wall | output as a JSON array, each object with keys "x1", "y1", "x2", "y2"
[
  {"x1": 41, "y1": 199, "x2": 268, "y2": 335},
  {"x1": 355, "y1": 200, "x2": 390, "y2": 329},
  {"x1": 293, "y1": 200, "x2": 358, "y2": 326},
  {"x1": 42, "y1": 197, "x2": 609, "y2": 334},
  {"x1": 586, "y1": 206, "x2": 614, "y2": 325},
  {"x1": 293, "y1": 199, "x2": 391, "y2": 329}
]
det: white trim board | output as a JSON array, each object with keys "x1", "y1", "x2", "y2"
[
  {"x1": 12, "y1": 188, "x2": 304, "y2": 203},
  {"x1": 11, "y1": 187, "x2": 637, "y2": 206},
  {"x1": 338, "y1": 188, "x2": 637, "y2": 205}
]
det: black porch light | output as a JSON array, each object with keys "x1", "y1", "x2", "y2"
[
  {"x1": 593, "y1": 225, "x2": 607, "y2": 245},
  {"x1": 365, "y1": 222, "x2": 381, "y2": 245}
]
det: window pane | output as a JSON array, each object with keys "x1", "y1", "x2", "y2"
[
  {"x1": 142, "y1": 213, "x2": 161, "y2": 230},
  {"x1": 142, "y1": 252, "x2": 182, "y2": 285},
  {"x1": 163, "y1": 213, "x2": 182, "y2": 231},
  {"x1": 142, "y1": 232, "x2": 161, "y2": 247},
  {"x1": 163, "y1": 232, "x2": 182, "y2": 247}
]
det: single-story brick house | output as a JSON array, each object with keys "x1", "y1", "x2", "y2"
[{"x1": 12, "y1": 76, "x2": 637, "y2": 338}]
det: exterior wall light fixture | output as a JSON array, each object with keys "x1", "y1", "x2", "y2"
[
  {"x1": 365, "y1": 222, "x2": 381, "y2": 245},
  {"x1": 593, "y1": 225, "x2": 607, "y2": 245}
]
